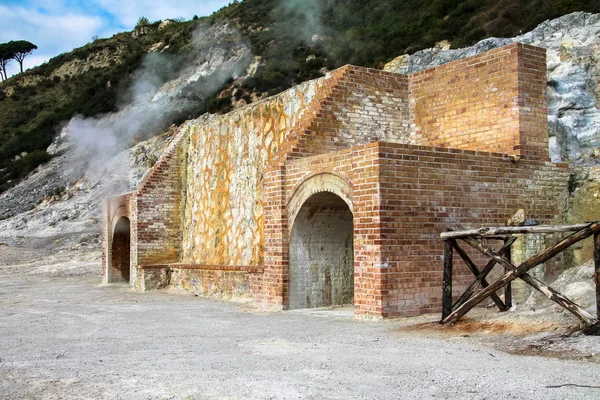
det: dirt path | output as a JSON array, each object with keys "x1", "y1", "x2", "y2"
[{"x1": 1, "y1": 245, "x2": 600, "y2": 399}]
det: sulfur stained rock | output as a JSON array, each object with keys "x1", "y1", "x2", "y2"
[{"x1": 564, "y1": 165, "x2": 600, "y2": 267}]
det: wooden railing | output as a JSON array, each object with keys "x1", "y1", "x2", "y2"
[{"x1": 440, "y1": 222, "x2": 600, "y2": 335}]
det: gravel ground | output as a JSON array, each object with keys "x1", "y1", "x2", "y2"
[{"x1": 1, "y1": 244, "x2": 600, "y2": 399}]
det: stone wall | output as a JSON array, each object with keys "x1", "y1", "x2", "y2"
[
  {"x1": 181, "y1": 65, "x2": 410, "y2": 268},
  {"x1": 181, "y1": 77, "x2": 327, "y2": 267}
]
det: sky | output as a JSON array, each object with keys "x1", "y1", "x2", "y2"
[{"x1": 0, "y1": 0, "x2": 232, "y2": 77}]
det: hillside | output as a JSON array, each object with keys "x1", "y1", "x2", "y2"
[{"x1": 1, "y1": 0, "x2": 599, "y2": 194}]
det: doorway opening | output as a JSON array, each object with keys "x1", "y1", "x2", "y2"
[
  {"x1": 110, "y1": 217, "x2": 131, "y2": 282},
  {"x1": 288, "y1": 192, "x2": 354, "y2": 309}
]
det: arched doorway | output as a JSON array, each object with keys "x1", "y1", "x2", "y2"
[
  {"x1": 288, "y1": 192, "x2": 354, "y2": 309},
  {"x1": 110, "y1": 217, "x2": 131, "y2": 282}
]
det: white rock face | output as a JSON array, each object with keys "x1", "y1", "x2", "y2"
[
  {"x1": 385, "y1": 12, "x2": 600, "y2": 163},
  {"x1": 526, "y1": 261, "x2": 597, "y2": 313}
]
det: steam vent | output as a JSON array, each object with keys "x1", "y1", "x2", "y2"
[{"x1": 102, "y1": 43, "x2": 569, "y2": 318}]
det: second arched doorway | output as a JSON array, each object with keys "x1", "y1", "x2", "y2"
[
  {"x1": 110, "y1": 216, "x2": 131, "y2": 282},
  {"x1": 288, "y1": 191, "x2": 354, "y2": 309}
]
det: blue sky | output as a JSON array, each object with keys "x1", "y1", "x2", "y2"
[{"x1": 0, "y1": 0, "x2": 232, "y2": 77}]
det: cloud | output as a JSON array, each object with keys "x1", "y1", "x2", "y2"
[
  {"x1": 0, "y1": 0, "x2": 231, "y2": 78},
  {"x1": 93, "y1": 0, "x2": 231, "y2": 27}
]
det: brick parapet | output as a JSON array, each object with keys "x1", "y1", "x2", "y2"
[
  {"x1": 408, "y1": 42, "x2": 549, "y2": 161},
  {"x1": 132, "y1": 127, "x2": 189, "y2": 270}
]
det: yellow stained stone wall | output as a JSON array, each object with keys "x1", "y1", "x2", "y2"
[{"x1": 181, "y1": 78, "x2": 325, "y2": 266}]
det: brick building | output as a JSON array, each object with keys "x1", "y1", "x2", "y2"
[{"x1": 102, "y1": 43, "x2": 569, "y2": 318}]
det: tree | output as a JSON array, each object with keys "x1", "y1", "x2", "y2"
[
  {"x1": 136, "y1": 16, "x2": 150, "y2": 28},
  {"x1": 0, "y1": 43, "x2": 12, "y2": 81},
  {"x1": 5, "y1": 40, "x2": 38, "y2": 73}
]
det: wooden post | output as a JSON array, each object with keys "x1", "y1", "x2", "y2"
[
  {"x1": 504, "y1": 237, "x2": 512, "y2": 309},
  {"x1": 595, "y1": 233, "x2": 600, "y2": 320},
  {"x1": 451, "y1": 237, "x2": 516, "y2": 312},
  {"x1": 452, "y1": 242, "x2": 506, "y2": 311},
  {"x1": 583, "y1": 232, "x2": 600, "y2": 334},
  {"x1": 441, "y1": 239, "x2": 453, "y2": 321}
]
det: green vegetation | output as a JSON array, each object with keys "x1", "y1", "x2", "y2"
[
  {"x1": 1, "y1": 0, "x2": 599, "y2": 192},
  {"x1": 215, "y1": 0, "x2": 600, "y2": 83}
]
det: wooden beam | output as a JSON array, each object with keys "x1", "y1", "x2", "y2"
[
  {"x1": 442, "y1": 223, "x2": 600, "y2": 325},
  {"x1": 441, "y1": 239, "x2": 453, "y2": 321},
  {"x1": 595, "y1": 232, "x2": 600, "y2": 321},
  {"x1": 452, "y1": 237, "x2": 516, "y2": 312},
  {"x1": 440, "y1": 223, "x2": 593, "y2": 240},
  {"x1": 451, "y1": 241, "x2": 506, "y2": 311},
  {"x1": 504, "y1": 237, "x2": 513, "y2": 310},
  {"x1": 585, "y1": 233, "x2": 600, "y2": 335}
]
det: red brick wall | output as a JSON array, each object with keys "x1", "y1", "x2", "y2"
[
  {"x1": 377, "y1": 142, "x2": 567, "y2": 316},
  {"x1": 409, "y1": 43, "x2": 548, "y2": 160},
  {"x1": 516, "y1": 44, "x2": 549, "y2": 160},
  {"x1": 281, "y1": 143, "x2": 568, "y2": 316},
  {"x1": 257, "y1": 64, "x2": 410, "y2": 308},
  {"x1": 132, "y1": 129, "x2": 188, "y2": 269},
  {"x1": 282, "y1": 144, "x2": 386, "y2": 315},
  {"x1": 295, "y1": 66, "x2": 410, "y2": 155}
]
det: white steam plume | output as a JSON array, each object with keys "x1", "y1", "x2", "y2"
[
  {"x1": 59, "y1": 21, "x2": 252, "y2": 193},
  {"x1": 278, "y1": 0, "x2": 325, "y2": 43}
]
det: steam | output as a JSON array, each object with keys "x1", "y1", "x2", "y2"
[
  {"x1": 278, "y1": 0, "x2": 325, "y2": 43},
  {"x1": 60, "y1": 21, "x2": 251, "y2": 193}
]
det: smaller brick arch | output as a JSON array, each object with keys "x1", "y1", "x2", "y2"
[
  {"x1": 110, "y1": 216, "x2": 131, "y2": 282},
  {"x1": 102, "y1": 193, "x2": 133, "y2": 284},
  {"x1": 287, "y1": 173, "x2": 353, "y2": 230}
]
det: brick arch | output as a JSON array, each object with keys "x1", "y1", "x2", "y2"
[
  {"x1": 102, "y1": 193, "x2": 133, "y2": 284},
  {"x1": 110, "y1": 206, "x2": 130, "y2": 240},
  {"x1": 286, "y1": 173, "x2": 353, "y2": 230}
]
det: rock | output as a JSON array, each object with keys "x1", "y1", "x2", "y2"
[
  {"x1": 132, "y1": 26, "x2": 153, "y2": 39},
  {"x1": 158, "y1": 20, "x2": 175, "y2": 31},
  {"x1": 383, "y1": 54, "x2": 409, "y2": 73},
  {"x1": 507, "y1": 209, "x2": 525, "y2": 226},
  {"x1": 564, "y1": 165, "x2": 600, "y2": 266},
  {"x1": 526, "y1": 261, "x2": 596, "y2": 312}
]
